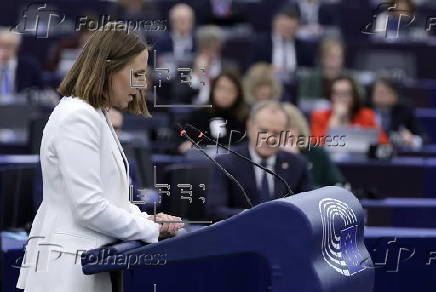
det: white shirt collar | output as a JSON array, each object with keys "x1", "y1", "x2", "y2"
[
  {"x1": 248, "y1": 144, "x2": 277, "y2": 167},
  {"x1": 171, "y1": 32, "x2": 192, "y2": 41},
  {"x1": 248, "y1": 144, "x2": 277, "y2": 195}
]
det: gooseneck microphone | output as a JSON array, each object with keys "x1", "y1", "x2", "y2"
[
  {"x1": 177, "y1": 124, "x2": 253, "y2": 208},
  {"x1": 185, "y1": 123, "x2": 294, "y2": 198}
]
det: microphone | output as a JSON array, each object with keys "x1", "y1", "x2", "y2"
[
  {"x1": 185, "y1": 123, "x2": 294, "y2": 198},
  {"x1": 177, "y1": 124, "x2": 253, "y2": 208}
]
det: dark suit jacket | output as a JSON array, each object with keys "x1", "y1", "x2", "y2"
[
  {"x1": 385, "y1": 104, "x2": 423, "y2": 135},
  {"x1": 206, "y1": 143, "x2": 313, "y2": 221},
  {"x1": 16, "y1": 55, "x2": 43, "y2": 92},
  {"x1": 178, "y1": 108, "x2": 247, "y2": 147},
  {"x1": 155, "y1": 32, "x2": 196, "y2": 57},
  {"x1": 250, "y1": 34, "x2": 315, "y2": 69},
  {"x1": 293, "y1": 1, "x2": 340, "y2": 27}
]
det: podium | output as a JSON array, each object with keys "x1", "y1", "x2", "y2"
[{"x1": 82, "y1": 186, "x2": 374, "y2": 292}]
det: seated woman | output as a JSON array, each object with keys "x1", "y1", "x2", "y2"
[
  {"x1": 297, "y1": 38, "x2": 347, "y2": 102},
  {"x1": 370, "y1": 77, "x2": 424, "y2": 148},
  {"x1": 243, "y1": 62, "x2": 284, "y2": 105},
  {"x1": 310, "y1": 76, "x2": 388, "y2": 145},
  {"x1": 281, "y1": 103, "x2": 346, "y2": 187},
  {"x1": 178, "y1": 70, "x2": 249, "y2": 153}
]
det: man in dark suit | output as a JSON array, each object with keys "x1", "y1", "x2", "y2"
[
  {"x1": 206, "y1": 100, "x2": 313, "y2": 221},
  {"x1": 250, "y1": 6, "x2": 314, "y2": 75},
  {"x1": 156, "y1": 3, "x2": 196, "y2": 62},
  {"x1": 0, "y1": 29, "x2": 43, "y2": 95}
]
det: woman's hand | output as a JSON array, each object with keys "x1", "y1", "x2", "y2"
[
  {"x1": 329, "y1": 102, "x2": 350, "y2": 128},
  {"x1": 400, "y1": 128, "x2": 414, "y2": 146},
  {"x1": 332, "y1": 102, "x2": 348, "y2": 120},
  {"x1": 148, "y1": 213, "x2": 184, "y2": 239}
]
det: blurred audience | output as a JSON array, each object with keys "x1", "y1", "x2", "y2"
[
  {"x1": 178, "y1": 70, "x2": 248, "y2": 153},
  {"x1": 0, "y1": 29, "x2": 43, "y2": 96},
  {"x1": 190, "y1": 25, "x2": 237, "y2": 104},
  {"x1": 311, "y1": 76, "x2": 389, "y2": 145},
  {"x1": 289, "y1": 0, "x2": 340, "y2": 39},
  {"x1": 45, "y1": 13, "x2": 94, "y2": 75},
  {"x1": 2, "y1": 0, "x2": 436, "y2": 218},
  {"x1": 281, "y1": 103, "x2": 346, "y2": 187},
  {"x1": 370, "y1": 77, "x2": 424, "y2": 147},
  {"x1": 292, "y1": 0, "x2": 323, "y2": 39},
  {"x1": 206, "y1": 0, "x2": 244, "y2": 26},
  {"x1": 156, "y1": 3, "x2": 196, "y2": 63},
  {"x1": 110, "y1": 0, "x2": 161, "y2": 21},
  {"x1": 251, "y1": 5, "x2": 314, "y2": 82},
  {"x1": 243, "y1": 63, "x2": 283, "y2": 105},
  {"x1": 155, "y1": 4, "x2": 197, "y2": 105},
  {"x1": 206, "y1": 100, "x2": 312, "y2": 220},
  {"x1": 297, "y1": 38, "x2": 348, "y2": 102}
]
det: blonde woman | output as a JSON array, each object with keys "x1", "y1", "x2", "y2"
[
  {"x1": 16, "y1": 23, "x2": 183, "y2": 292},
  {"x1": 243, "y1": 62, "x2": 283, "y2": 105},
  {"x1": 281, "y1": 103, "x2": 345, "y2": 187}
]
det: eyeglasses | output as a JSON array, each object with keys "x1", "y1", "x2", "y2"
[{"x1": 331, "y1": 90, "x2": 352, "y2": 98}]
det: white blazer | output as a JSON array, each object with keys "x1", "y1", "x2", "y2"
[{"x1": 16, "y1": 96, "x2": 160, "y2": 292}]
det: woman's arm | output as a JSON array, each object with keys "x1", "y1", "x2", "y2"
[{"x1": 54, "y1": 107, "x2": 161, "y2": 243}]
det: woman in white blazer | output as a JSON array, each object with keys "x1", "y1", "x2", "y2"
[{"x1": 16, "y1": 22, "x2": 184, "y2": 292}]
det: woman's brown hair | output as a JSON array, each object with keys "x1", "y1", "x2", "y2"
[
  {"x1": 58, "y1": 22, "x2": 151, "y2": 117},
  {"x1": 208, "y1": 70, "x2": 248, "y2": 122},
  {"x1": 243, "y1": 62, "x2": 283, "y2": 104}
]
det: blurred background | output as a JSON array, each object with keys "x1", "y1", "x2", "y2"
[{"x1": 1, "y1": 0, "x2": 436, "y2": 290}]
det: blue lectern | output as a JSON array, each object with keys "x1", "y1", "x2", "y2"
[{"x1": 82, "y1": 186, "x2": 374, "y2": 292}]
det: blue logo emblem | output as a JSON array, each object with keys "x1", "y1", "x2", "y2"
[{"x1": 319, "y1": 198, "x2": 366, "y2": 276}]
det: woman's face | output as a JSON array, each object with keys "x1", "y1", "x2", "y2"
[
  {"x1": 213, "y1": 76, "x2": 238, "y2": 108},
  {"x1": 322, "y1": 45, "x2": 344, "y2": 72},
  {"x1": 330, "y1": 80, "x2": 354, "y2": 110},
  {"x1": 254, "y1": 84, "x2": 273, "y2": 101},
  {"x1": 372, "y1": 81, "x2": 397, "y2": 108},
  {"x1": 110, "y1": 49, "x2": 148, "y2": 109}
]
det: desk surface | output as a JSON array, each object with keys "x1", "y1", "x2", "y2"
[
  {"x1": 0, "y1": 153, "x2": 434, "y2": 168},
  {"x1": 362, "y1": 198, "x2": 436, "y2": 207},
  {"x1": 5, "y1": 226, "x2": 436, "y2": 253},
  {"x1": 336, "y1": 156, "x2": 436, "y2": 166},
  {"x1": 398, "y1": 145, "x2": 436, "y2": 157},
  {"x1": 365, "y1": 226, "x2": 436, "y2": 238}
]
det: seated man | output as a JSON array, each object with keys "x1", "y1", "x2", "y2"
[{"x1": 206, "y1": 100, "x2": 313, "y2": 221}]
